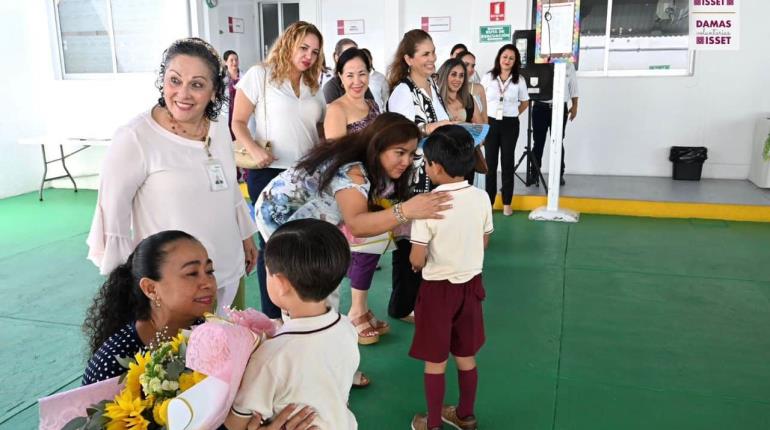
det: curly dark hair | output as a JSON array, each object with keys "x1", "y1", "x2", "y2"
[
  {"x1": 82, "y1": 230, "x2": 199, "y2": 355},
  {"x1": 155, "y1": 38, "x2": 226, "y2": 121}
]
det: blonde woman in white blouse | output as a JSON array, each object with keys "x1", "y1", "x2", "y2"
[
  {"x1": 231, "y1": 21, "x2": 326, "y2": 320},
  {"x1": 87, "y1": 38, "x2": 258, "y2": 311},
  {"x1": 481, "y1": 44, "x2": 530, "y2": 216}
]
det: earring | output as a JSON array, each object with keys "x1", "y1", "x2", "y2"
[{"x1": 153, "y1": 297, "x2": 161, "y2": 308}]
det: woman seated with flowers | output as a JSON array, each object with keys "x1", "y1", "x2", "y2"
[{"x1": 81, "y1": 230, "x2": 315, "y2": 430}]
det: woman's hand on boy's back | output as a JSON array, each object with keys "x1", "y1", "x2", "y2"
[
  {"x1": 253, "y1": 404, "x2": 318, "y2": 430},
  {"x1": 403, "y1": 192, "x2": 452, "y2": 220}
]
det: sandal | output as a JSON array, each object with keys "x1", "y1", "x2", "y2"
[
  {"x1": 365, "y1": 310, "x2": 390, "y2": 336},
  {"x1": 350, "y1": 314, "x2": 380, "y2": 345},
  {"x1": 352, "y1": 370, "x2": 370, "y2": 388}
]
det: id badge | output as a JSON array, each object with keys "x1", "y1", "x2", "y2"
[
  {"x1": 205, "y1": 159, "x2": 229, "y2": 192},
  {"x1": 495, "y1": 105, "x2": 504, "y2": 121}
]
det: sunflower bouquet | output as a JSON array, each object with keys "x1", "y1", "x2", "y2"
[{"x1": 62, "y1": 332, "x2": 206, "y2": 430}]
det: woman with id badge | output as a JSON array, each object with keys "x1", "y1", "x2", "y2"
[
  {"x1": 87, "y1": 38, "x2": 258, "y2": 313},
  {"x1": 481, "y1": 44, "x2": 529, "y2": 216}
]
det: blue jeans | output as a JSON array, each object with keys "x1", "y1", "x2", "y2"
[{"x1": 246, "y1": 167, "x2": 283, "y2": 318}]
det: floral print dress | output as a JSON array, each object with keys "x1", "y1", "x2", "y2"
[{"x1": 255, "y1": 161, "x2": 371, "y2": 240}]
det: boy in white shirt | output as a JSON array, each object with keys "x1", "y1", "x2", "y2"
[
  {"x1": 408, "y1": 126, "x2": 494, "y2": 430},
  {"x1": 223, "y1": 219, "x2": 359, "y2": 430}
]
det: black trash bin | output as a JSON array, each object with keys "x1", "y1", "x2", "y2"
[{"x1": 669, "y1": 146, "x2": 708, "y2": 180}]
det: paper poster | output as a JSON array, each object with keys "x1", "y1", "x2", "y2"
[{"x1": 690, "y1": 0, "x2": 740, "y2": 50}]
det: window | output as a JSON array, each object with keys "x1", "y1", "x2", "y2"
[
  {"x1": 534, "y1": 0, "x2": 694, "y2": 76},
  {"x1": 53, "y1": 0, "x2": 190, "y2": 76}
]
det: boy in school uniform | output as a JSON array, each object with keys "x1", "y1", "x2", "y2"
[
  {"x1": 223, "y1": 219, "x2": 359, "y2": 430},
  {"x1": 408, "y1": 125, "x2": 494, "y2": 430}
]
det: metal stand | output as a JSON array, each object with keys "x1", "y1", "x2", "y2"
[
  {"x1": 530, "y1": 62, "x2": 579, "y2": 223},
  {"x1": 39, "y1": 144, "x2": 89, "y2": 201},
  {"x1": 513, "y1": 103, "x2": 548, "y2": 193}
]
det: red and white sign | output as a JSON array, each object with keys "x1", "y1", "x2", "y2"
[
  {"x1": 228, "y1": 17, "x2": 244, "y2": 33},
  {"x1": 490, "y1": 1, "x2": 505, "y2": 21},
  {"x1": 421, "y1": 16, "x2": 451, "y2": 32},
  {"x1": 337, "y1": 19, "x2": 365, "y2": 35}
]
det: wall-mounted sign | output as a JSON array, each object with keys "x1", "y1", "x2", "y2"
[
  {"x1": 228, "y1": 17, "x2": 244, "y2": 33},
  {"x1": 421, "y1": 16, "x2": 451, "y2": 32},
  {"x1": 535, "y1": 0, "x2": 580, "y2": 63},
  {"x1": 337, "y1": 19, "x2": 365, "y2": 35},
  {"x1": 480, "y1": 25, "x2": 512, "y2": 43},
  {"x1": 490, "y1": 1, "x2": 505, "y2": 21},
  {"x1": 690, "y1": 0, "x2": 739, "y2": 50}
]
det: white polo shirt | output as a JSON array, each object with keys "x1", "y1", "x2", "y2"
[
  {"x1": 237, "y1": 65, "x2": 326, "y2": 169},
  {"x1": 232, "y1": 309, "x2": 359, "y2": 429},
  {"x1": 410, "y1": 181, "x2": 494, "y2": 283},
  {"x1": 481, "y1": 72, "x2": 530, "y2": 118}
]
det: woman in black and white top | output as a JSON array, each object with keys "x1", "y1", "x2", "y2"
[
  {"x1": 385, "y1": 29, "x2": 453, "y2": 321},
  {"x1": 481, "y1": 44, "x2": 529, "y2": 216}
]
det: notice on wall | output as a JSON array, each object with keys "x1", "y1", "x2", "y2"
[
  {"x1": 421, "y1": 16, "x2": 451, "y2": 32},
  {"x1": 690, "y1": 0, "x2": 740, "y2": 50},
  {"x1": 480, "y1": 25, "x2": 512, "y2": 43},
  {"x1": 337, "y1": 19, "x2": 365, "y2": 35},
  {"x1": 228, "y1": 17, "x2": 244, "y2": 33},
  {"x1": 538, "y1": 2, "x2": 575, "y2": 55},
  {"x1": 490, "y1": 1, "x2": 505, "y2": 21}
]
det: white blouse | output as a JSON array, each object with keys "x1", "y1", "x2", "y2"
[
  {"x1": 387, "y1": 80, "x2": 450, "y2": 123},
  {"x1": 86, "y1": 110, "x2": 257, "y2": 293},
  {"x1": 237, "y1": 65, "x2": 326, "y2": 170},
  {"x1": 481, "y1": 72, "x2": 530, "y2": 118}
]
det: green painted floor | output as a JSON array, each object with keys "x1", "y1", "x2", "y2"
[{"x1": 2, "y1": 189, "x2": 770, "y2": 429}]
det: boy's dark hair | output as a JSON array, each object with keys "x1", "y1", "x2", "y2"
[
  {"x1": 423, "y1": 125, "x2": 475, "y2": 178},
  {"x1": 264, "y1": 219, "x2": 351, "y2": 302}
]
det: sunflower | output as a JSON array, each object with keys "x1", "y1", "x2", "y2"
[
  {"x1": 178, "y1": 370, "x2": 207, "y2": 392},
  {"x1": 152, "y1": 398, "x2": 171, "y2": 426},
  {"x1": 104, "y1": 388, "x2": 150, "y2": 430},
  {"x1": 169, "y1": 332, "x2": 187, "y2": 353},
  {"x1": 125, "y1": 351, "x2": 152, "y2": 398}
]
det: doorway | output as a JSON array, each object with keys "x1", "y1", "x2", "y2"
[{"x1": 258, "y1": 2, "x2": 300, "y2": 60}]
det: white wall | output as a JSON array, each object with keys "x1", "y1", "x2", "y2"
[
  {"x1": 204, "y1": 0, "x2": 261, "y2": 69},
  {"x1": 567, "y1": 1, "x2": 770, "y2": 178},
  {"x1": 2, "y1": 0, "x2": 768, "y2": 199},
  {"x1": 0, "y1": 2, "x2": 54, "y2": 198},
  {"x1": 316, "y1": 0, "x2": 770, "y2": 179}
]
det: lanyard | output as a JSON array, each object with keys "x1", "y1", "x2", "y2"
[
  {"x1": 496, "y1": 75, "x2": 513, "y2": 103},
  {"x1": 203, "y1": 136, "x2": 212, "y2": 159}
]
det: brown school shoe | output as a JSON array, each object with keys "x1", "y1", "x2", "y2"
[
  {"x1": 442, "y1": 405, "x2": 478, "y2": 430},
  {"x1": 411, "y1": 413, "x2": 443, "y2": 430}
]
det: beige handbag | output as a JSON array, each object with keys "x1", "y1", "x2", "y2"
[{"x1": 234, "y1": 66, "x2": 272, "y2": 169}]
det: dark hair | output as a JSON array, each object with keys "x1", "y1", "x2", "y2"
[
  {"x1": 264, "y1": 219, "x2": 350, "y2": 302},
  {"x1": 83, "y1": 230, "x2": 199, "y2": 355},
  {"x1": 490, "y1": 43, "x2": 521, "y2": 83},
  {"x1": 156, "y1": 38, "x2": 226, "y2": 121},
  {"x1": 423, "y1": 124, "x2": 475, "y2": 177},
  {"x1": 387, "y1": 29, "x2": 433, "y2": 89},
  {"x1": 436, "y1": 58, "x2": 472, "y2": 111},
  {"x1": 334, "y1": 38, "x2": 358, "y2": 60},
  {"x1": 223, "y1": 50, "x2": 237, "y2": 61},
  {"x1": 459, "y1": 50, "x2": 476, "y2": 61},
  {"x1": 360, "y1": 48, "x2": 374, "y2": 70},
  {"x1": 450, "y1": 43, "x2": 468, "y2": 57},
  {"x1": 296, "y1": 112, "x2": 420, "y2": 209},
  {"x1": 335, "y1": 48, "x2": 371, "y2": 75}
]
